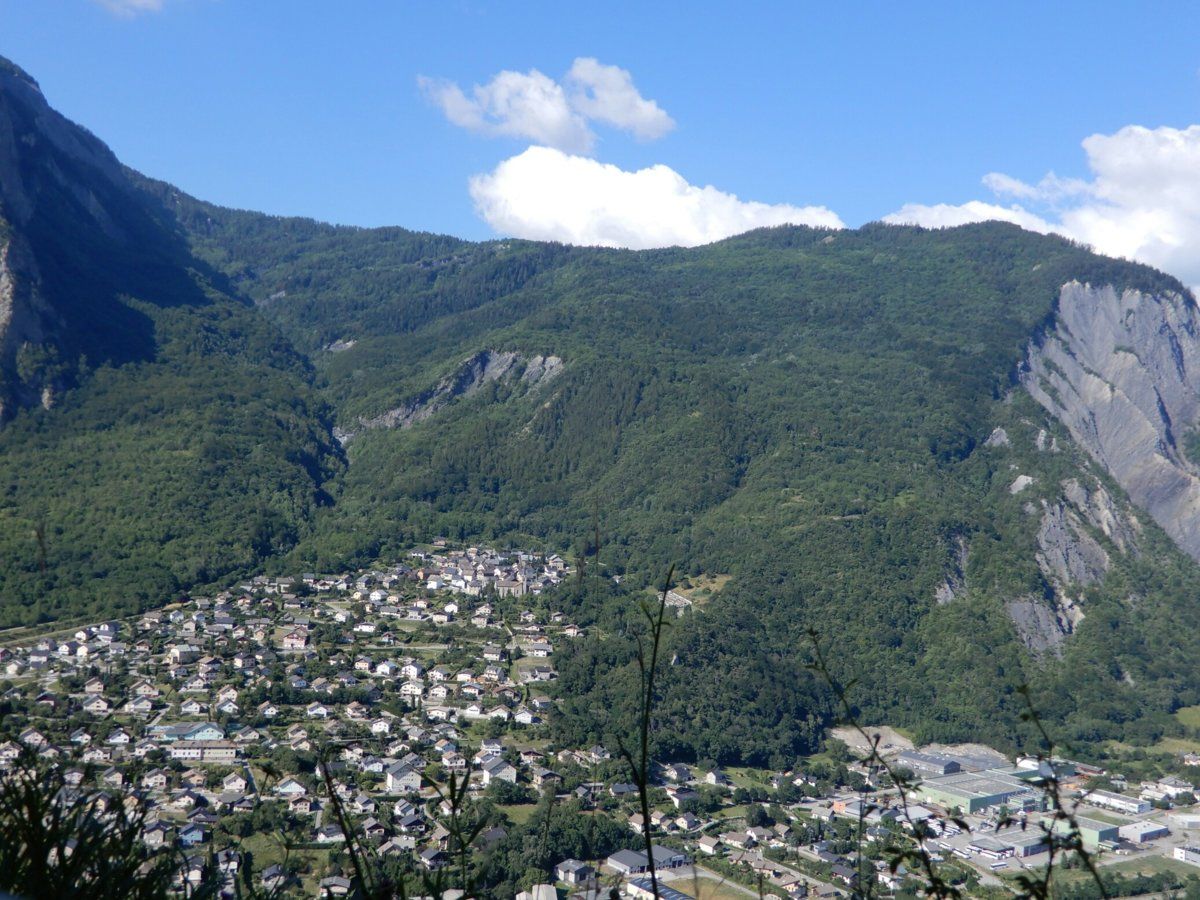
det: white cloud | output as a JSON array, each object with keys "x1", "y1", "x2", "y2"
[
  {"x1": 885, "y1": 200, "x2": 1055, "y2": 234},
  {"x1": 469, "y1": 146, "x2": 843, "y2": 249},
  {"x1": 564, "y1": 57, "x2": 675, "y2": 141},
  {"x1": 982, "y1": 171, "x2": 1091, "y2": 204},
  {"x1": 886, "y1": 124, "x2": 1200, "y2": 289},
  {"x1": 418, "y1": 70, "x2": 593, "y2": 154},
  {"x1": 978, "y1": 172, "x2": 1042, "y2": 201},
  {"x1": 93, "y1": 0, "x2": 164, "y2": 16},
  {"x1": 419, "y1": 58, "x2": 674, "y2": 153},
  {"x1": 429, "y1": 59, "x2": 834, "y2": 249}
]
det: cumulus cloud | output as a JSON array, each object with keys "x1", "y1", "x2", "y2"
[
  {"x1": 886, "y1": 124, "x2": 1200, "y2": 289},
  {"x1": 469, "y1": 146, "x2": 843, "y2": 249},
  {"x1": 431, "y1": 59, "x2": 836, "y2": 249},
  {"x1": 418, "y1": 70, "x2": 593, "y2": 154},
  {"x1": 419, "y1": 58, "x2": 673, "y2": 153},
  {"x1": 886, "y1": 200, "x2": 1055, "y2": 234},
  {"x1": 565, "y1": 58, "x2": 675, "y2": 141},
  {"x1": 92, "y1": 0, "x2": 164, "y2": 15}
]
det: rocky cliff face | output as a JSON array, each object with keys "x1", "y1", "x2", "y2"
[
  {"x1": 1024, "y1": 281, "x2": 1200, "y2": 561},
  {"x1": 0, "y1": 65, "x2": 49, "y2": 418},
  {"x1": 333, "y1": 350, "x2": 563, "y2": 443},
  {"x1": 0, "y1": 56, "x2": 185, "y2": 422},
  {"x1": 0, "y1": 60, "x2": 128, "y2": 224},
  {"x1": 1033, "y1": 477, "x2": 1139, "y2": 592},
  {"x1": 1015, "y1": 477, "x2": 1141, "y2": 654},
  {"x1": 0, "y1": 226, "x2": 52, "y2": 419},
  {"x1": 0, "y1": 64, "x2": 97, "y2": 422}
]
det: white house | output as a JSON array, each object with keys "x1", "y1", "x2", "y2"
[{"x1": 386, "y1": 764, "x2": 422, "y2": 794}]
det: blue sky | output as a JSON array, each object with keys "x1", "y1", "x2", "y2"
[{"x1": 3, "y1": 1, "x2": 1200, "y2": 281}]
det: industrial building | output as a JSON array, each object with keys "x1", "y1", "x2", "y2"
[
  {"x1": 996, "y1": 829, "x2": 1051, "y2": 858},
  {"x1": 1174, "y1": 846, "x2": 1200, "y2": 867},
  {"x1": 1054, "y1": 816, "x2": 1119, "y2": 849},
  {"x1": 916, "y1": 768, "x2": 1043, "y2": 814},
  {"x1": 967, "y1": 836, "x2": 1012, "y2": 859},
  {"x1": 1083, "y1": 789, "x2": 1150, "y2": 816},
  {"x1": 896, "y1": 751, "x2": 961, "y2": 777},
  {"x1": 1118, "y1": 820, "x2": 1169, "y2": 843}
]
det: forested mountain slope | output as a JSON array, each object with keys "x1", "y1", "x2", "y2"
[
  {"x1": 6, "y1": 52, "x2": 1200, "y2": 760},
  {"x1": 0, "y1": 57, "x2": 342, "y2": 624}
]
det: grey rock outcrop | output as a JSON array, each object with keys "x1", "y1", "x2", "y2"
[
  {"x1": 1009, "y1": 474, "x2": 1034, "y2": 494},
  {"x1": 1024, "y1": 282, "x2": 1200, "y2": 561},
  {"x1": 1010, "y1": 475, "x2": 1140, "y2": 654},
  {"x1": 520, "y1": 354, "x2": 563, "y2": 384},
  {"x1": 983, "y1": 427, "x2": 1010, "y2": 447},
  {"x1": 1034, "y1": 499, "x2": 1110, "y2": 591},
  {"x1": 334, "y1": 350, "x2": 563, "y2": 443},
  {"x1": 1060, "y1": 477, "x2": 1140, "y2": 553},
  {"x1": 934, "y1": 535, "x2": 968, "y2": 605},
  {"x1": 1006, "y1": 597, "x2": 1073, "y2": 656}
]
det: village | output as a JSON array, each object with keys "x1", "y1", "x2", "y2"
[{"x1": 3, "y1": 544, "x2": 1200, "y2": 899}]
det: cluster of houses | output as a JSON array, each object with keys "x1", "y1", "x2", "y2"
[
  {"x1": 284, "y1": 544, "x2": 570, "y2": 605},
  {"x1": 0, "y1": 547, "x2": 612, "y2": 897},
  {"x1": 409, "y1": 544, "x2": 570, "y2": 598}
]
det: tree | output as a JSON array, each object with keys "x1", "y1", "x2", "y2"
[
  {"x1": 486, "y1": 780, "x2": 534, "y2": 806},
  {"x1": 0, "y1": 755, "x2": 219, "y2": 900},
  {"x1": 747, "y1": 805, "x2": 773, "y2": 828}
]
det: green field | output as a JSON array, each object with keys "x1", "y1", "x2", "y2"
[
  {"x1": 497, "y1": 803, "x2": 538, "y2": 825},
  {"x1": 723, "y1": 766, "x2": 773, "y2": 789},
  {"x1": 670, "y1": 573, "x2": 732, "y2": 607},
  {"x1": 1046, "y1": 852, "x2": 1200, "y2": 888},
  {"x1": 1176, "y1": 705, "x2": 1200, "y2": 729},
  {"x1": 689, "y1": 879, "x2": 754, "y2": 899},
  {"x1": 683, "y1": 866, "x2": 785, "y2": 898},
  {"x1": 1155, "y1": 736, "x2": 1200, "y2": 754},
  {"x1": 238, "y1": 832, "x2": 331, "y2": 895},
  {"x1": 714, "y1": 804, "x2": 750, "y2": 820}
]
